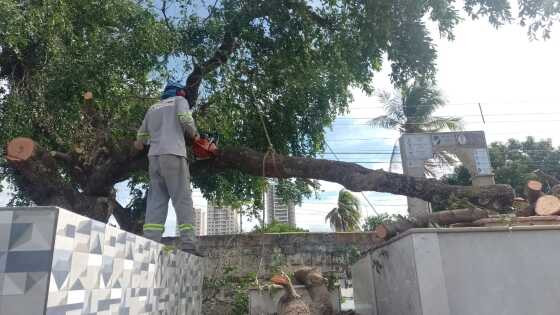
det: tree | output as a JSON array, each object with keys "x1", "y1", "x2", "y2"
[
  {"x1": 442, "y1": 165, "x2": 472, "y2": 186},
  {"x1": 368, "y1": 81, "x2": 462, "y2": 175},
  {"x1": 368, "y1": 82, "x2": 462, "y2": 134},
  {"x1": 252, "y1": 221, "x2": 308, "y2": 233},
  {"x1": 362, "y1": 213, "x2": 401, "y2": 232},
  {"x1": 442, "y1": 136, "x2": 560, "y2": 199},
  {"x1": 0, "y1": 0, "x2": 555, "y2": 232},
  {"x1": 325, "y1": 189, "x2": 361, "y2": 232}
]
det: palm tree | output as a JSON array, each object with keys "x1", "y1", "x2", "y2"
[
  {"x1": 369, "y1": 81, "x2": 463, "y2": 174},
  {"x1": 325, "y1": 189, "x2": 361, "y2": 232}
]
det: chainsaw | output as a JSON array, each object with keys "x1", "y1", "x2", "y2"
[{"x1": 192, "y1": 132, "x2": 219, "y2": 160}]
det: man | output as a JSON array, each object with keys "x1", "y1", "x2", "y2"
[{"x1": 134, "y1": 82, "x2": 201, "y2": 255}]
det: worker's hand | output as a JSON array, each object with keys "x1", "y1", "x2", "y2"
[
  {"x1": 193, "y1": 133, "x2": 200, "y2": 142},
  {"x1": 133, "y1": 140, "x2": 144, "y2": 151}
]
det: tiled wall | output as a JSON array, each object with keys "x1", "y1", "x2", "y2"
[{"x1": 0, "y1": 207, "x2": 204, "y2": 315}]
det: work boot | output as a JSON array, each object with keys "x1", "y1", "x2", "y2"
[{"x1": 180, "y1": 231, "x2": 205, "y2": 257}]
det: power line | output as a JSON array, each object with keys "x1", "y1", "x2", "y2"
[
  {"x1": 324, "y1": 142, "x2": 379, "y2": 216},
  {"x1": 335, "y1": 112, "x2": 560, "y2": 120}
]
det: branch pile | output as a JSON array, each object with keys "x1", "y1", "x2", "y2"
[{"x1": 374, "y1": 177, "x2": 560, "y2": 241}]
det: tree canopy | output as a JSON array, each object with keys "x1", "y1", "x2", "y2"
[{"x1": 1, "y1": 0, "x2": 558, "y2": 230}]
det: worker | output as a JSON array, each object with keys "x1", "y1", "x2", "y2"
[{"x1": 134, "y1": 82, "x2": 202, "y2": 256}]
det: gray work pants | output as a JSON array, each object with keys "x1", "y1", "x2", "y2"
[{"x1": 143, "y1": 155, "x2": 195, "y2": 245}]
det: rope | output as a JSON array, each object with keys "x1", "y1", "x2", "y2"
[{"x1": 256, "y1": 103, "x2": 277, "y2": 178}]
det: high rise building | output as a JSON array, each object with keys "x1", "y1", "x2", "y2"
[
  {"x1": 266, "y1": 183, "x2": 296, "y2": 226},
  {"x1": 193, "y1": 207, "x2": 207, "y2": 236},
  {"x1": 207, "y1": 202, "x2": 240, "y2": 235}
]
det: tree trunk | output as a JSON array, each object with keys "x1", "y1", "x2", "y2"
[
  {"x1": 8, "y1": 138, "x2": 516, "y2": 233},
  {"x1": 535, "y1": 195, "x2": 560, "y2": 216},
  {"x1": 6, "y1": 138, "x2": 119, "y2": 223},
  {"x1": 191, "y1": 147, "x2": 514, "y2": 211},
  {"x1": 375, "y1": 208, "x2": 492, "y2": 240}
]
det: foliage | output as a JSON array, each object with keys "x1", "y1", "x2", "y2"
[
  {"x1": 369, "y1": 81, "x2": 462, "y2": 176},
  {"x1": 368, "y1": 81, "x2": 462, "y2": 134},
  {"x1": 442, "y1": 165, "x2": 473, "y2": 186},
  {"x1": 489, "y1": 137, "x2": 560, "y2": 196},
  {"x1": 443, "y1": 137, "x2": 560, "y2": 197},
  {"x1": 252, "y1": 220, "x2": 308, "y2": 233},
  {"x1": 326, "y1": 189, "x2": 361, "y2": 232},
  {"x1": 1, "y1": 0, "x2": 559, "y2": 222},
  {"x1": 203, "y1": 266, "x2": 256, "y2": 315},
  {"x1": 362, "y1": 213, "x2": 400, "y2": 231}
]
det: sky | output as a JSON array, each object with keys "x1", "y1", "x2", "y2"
[{"x1": 2, "y1": 1, "x2": 560, "y2": 233}]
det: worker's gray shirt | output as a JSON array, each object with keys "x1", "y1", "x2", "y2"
[{"x1": 136, "y1": 96, "x2": 197, "y2": 157}]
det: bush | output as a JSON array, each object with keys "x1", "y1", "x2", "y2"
[{"x1": 252, "y1": 220, "x2": 308, "y2": 233}]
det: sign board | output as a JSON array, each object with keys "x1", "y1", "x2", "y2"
[
  {"x1": 473, "y1": 148, "x2": 492, "y2": 175},
  {"x1": 403, "y1": 134, "x2": 432, "y2": 160},
  {"x1": 400, "y1": 131, "x2": 494, "y2": 216}
]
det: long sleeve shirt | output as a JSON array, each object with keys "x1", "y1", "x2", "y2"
[{"x1": 136, "y1": 96, "x2": 198, "y2": 157}]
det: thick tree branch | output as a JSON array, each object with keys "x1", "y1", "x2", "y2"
[
  {"x1": 185, "y1": 30, "x2": 236, "y2": 107},
  {"x1": 119, "y1": 144, "x2": 514, "y2": 211},
  {"x1": 186, "y1": 147, "x2": 514, "y2": 211},
  {"x1": 375, "y1": 208, "x2": 492, "y2": 240}
]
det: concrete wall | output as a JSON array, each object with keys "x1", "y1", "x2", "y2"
[
  {"x1": 192, "y1": 232, "x2": 380, "y2": 314},
  {"x1": 352, "y1": 227, "x2": 560, "y2": 315},
  {"x1": 197, "y1": 232, "x2": 380, "y2": 279},
  {"x1": 0, "y1": 207, "x2": 204, "y2": 315}
]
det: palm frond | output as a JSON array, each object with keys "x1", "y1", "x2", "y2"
[
  {"x1": 402, "y1": 83, "x2": 446, "y2": 119},
  {"x1": 422, "y1": 116, "x2": 463, "y2": 132},
  {"x1": 367, "y1": 116, "x2": 402, "y2": 130}
]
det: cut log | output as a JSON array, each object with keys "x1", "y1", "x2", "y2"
[
  {"x1": 375, "y1": 220, "x2": 416, "y2": 240},
  {"x1": 375, "y1": 208, "x2": 491, "y2": 240},
  {"x1": 520, "y1": 180, "x2": 543, "y2": 217},
  {"x1": 535, "y1": 195, "x2": 560, "y2": 216},
  {"x1": 6, "y1": 137, "x2": 36, "y2": 161},
  {"x1": 526, "y1": 180, "x2": 543, "y2": 205}
]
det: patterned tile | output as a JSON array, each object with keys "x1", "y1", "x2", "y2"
[
  {"x1": 5, "y1": 250, "x2": 52, "y2": 272},
  {"x1": 0, "y1": 224, "x2": 12, "y2": 252},
  {"x1": 0, "y1": 207, "x2": 204, "y2": 315}
]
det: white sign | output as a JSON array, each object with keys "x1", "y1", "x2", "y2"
[
  {"x1": 403, "y1": 134, "x2": 433, "y2": 160},
  {"x1": 474, "y1": 148, "x2": 492, "y2": 175}
]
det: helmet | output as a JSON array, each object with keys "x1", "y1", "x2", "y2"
[{"x1": 160, "y1": 82, "x2": 184, "y2": 100}]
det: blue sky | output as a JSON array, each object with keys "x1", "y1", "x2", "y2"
[{"x1": 4, "y1": 1, "x2": 560, "y2": 233}]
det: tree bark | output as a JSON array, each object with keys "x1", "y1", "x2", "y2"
[
  {"x1": 8, "y1": 138, "x2": 516, "y2": 232},
  {"x1": 375, "y1": 208, "x2": 492, "y2": 240},
  {"x1": 527, "y1": 180, "x2": 543, "y2": 205},
  {"x1": 535, "y1": 195, "x2": 560, "y2": 216},
  {"x1": 190, "y1": 147, "x2": 514, "y2": 211},
  {"x1": 519, "y1": 180, "x2": 544, "y2": 217},
  {"x1": 6, "y1": 138, "x2": 117, "y2": 222}
]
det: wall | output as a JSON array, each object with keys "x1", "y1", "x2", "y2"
[
  {"x1": 197, "y1": 232, "x2": 381, "y2": 279},
  {"x1": 352, "y1": 226, "x2": 560, "y2": 315},
  {"x1": 0, "y1": 207, "x2": 204, "y2": 315},
  {"x1": 190, "y1": 232, "x2": 381, "y2": 314}
]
